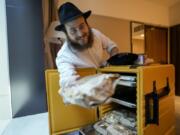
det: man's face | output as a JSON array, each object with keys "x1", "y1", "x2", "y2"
[{"x1": 64, "y1": 16, "x2": 93, "y2": 51}]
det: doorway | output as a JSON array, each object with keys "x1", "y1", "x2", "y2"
[{"x1": 131, "y1": 22, "x2": 168, "y2": 64}]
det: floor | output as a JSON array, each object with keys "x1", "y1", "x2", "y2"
[
  {"x1": 1, "y1": 113, "x2": 49, "y2": 135},
  {"x1": 1, "y1": 96, "x2": 180, "y2": 135}
]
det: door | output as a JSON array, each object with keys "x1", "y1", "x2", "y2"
[
  {"x1": 170, "y1": 24, "x2": 180, "y2": 95},
  {"x1": 6, "y1": 0, "x2": 47, "y2": 117},
  {"x1": 139, "y1": 65, "x2": 175, "y2": 135},
  {"x1": 145, "y1": 26, "x2": 168, "y2": 64}
]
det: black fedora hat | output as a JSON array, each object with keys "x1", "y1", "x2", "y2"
[{"x1": 55, "y1": 2, "x2": 91, "y2": 31}]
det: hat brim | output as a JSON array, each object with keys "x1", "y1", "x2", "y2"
[{"x1": 55, "y1": 10, "x2": 91, "y2": 31}]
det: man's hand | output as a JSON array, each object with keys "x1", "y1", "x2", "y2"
[{"x1": 110, "y1": 47, "x2": 119, "y2": 57}]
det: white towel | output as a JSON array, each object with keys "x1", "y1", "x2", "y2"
[{"x1": 59, "y1": 73, "x2": 118, "y2": 108}]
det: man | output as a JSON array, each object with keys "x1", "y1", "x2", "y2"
[{"x1": 55, "y1": 2, "x2": 119, "y2": 89}]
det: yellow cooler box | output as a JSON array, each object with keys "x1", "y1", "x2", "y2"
[{"x1": 45, "y1": 64, "x2": 175, "y2": 135}]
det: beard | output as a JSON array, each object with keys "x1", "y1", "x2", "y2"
[{"x1": 66, "y1": 28, "x2": 94, "y2": 51}]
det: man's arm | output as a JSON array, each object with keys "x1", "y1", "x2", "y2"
[{"x1": 56, "y1": 55, "x2": 80, "y2": 88}]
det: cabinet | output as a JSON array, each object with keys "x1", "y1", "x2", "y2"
[{"x1": 45, "y1": 64, "x2": 175, "y2": 135}]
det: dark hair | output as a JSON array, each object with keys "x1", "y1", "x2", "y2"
[{"x1": 60, "y1": 25, "x2": 66, "y2": 33}]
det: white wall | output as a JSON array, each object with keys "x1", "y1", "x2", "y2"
[
  {"x1": 169, "y1": 1, "x2": 180, "y2": 26},
  {"x1": 58, "y1": 0, "x2": 169, "y2": 26},
  {"x1": 89, "y1": 15, "x2": 131, "y2": 52},
  {"x1": 0, "y1": 0, "x2": 12, "y2": 133}
]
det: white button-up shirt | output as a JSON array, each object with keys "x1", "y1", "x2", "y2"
[{"x1": 56, "y1": 28, "x2": 118, "y2": 88}]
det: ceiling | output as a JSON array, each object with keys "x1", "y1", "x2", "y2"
[{"x1": 145, "y1": 0, "x2": 180, "y2": 7}]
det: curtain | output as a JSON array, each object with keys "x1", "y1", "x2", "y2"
[{"x1": 42, "y1": 0, "x2": 61, "y2": 69}]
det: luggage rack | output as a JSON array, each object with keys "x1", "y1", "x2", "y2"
[
  {"x1": 111, "y1": 73, "x2": 137, "y2": 109},
  {"x1": 110, "y1": 98, "x2": 136, "y2": 108}
]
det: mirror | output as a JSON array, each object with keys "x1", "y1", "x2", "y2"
[{"x1": 131, "y1": 22, "x2": 145, "y2": 54}]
